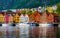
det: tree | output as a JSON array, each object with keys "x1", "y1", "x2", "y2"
[
  {"x1": 56, "y1": 3, "x2": 60, "y2": 14},
  {"x1": 56, "y1": 3, "x2": 60, "y2": 19}
]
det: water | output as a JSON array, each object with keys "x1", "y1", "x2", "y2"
[
  {"x1": 28, "y1": 22, "x2": 34, "y2": 38},
  {"x1": 8, "y1": 25, "x2": 16, "y2": 38},
  {"x1": 39, "y1": 23, "x2": 55, "y2": 38},
  {"x1": 2, "y1": 23, "x2": 8, "y2": 38},
  {"x1": 0, "y1": 23, "x2": 58, "y2": 38},
  {"x1": 19, "y1": 23, "x2": 29, "y2": 38},
  {"x1": 0, "y1": 26, "x2": 4, "y2": 38},
  {"x1": 14, "y1": 24, "x2": 19, "y2": 38}
]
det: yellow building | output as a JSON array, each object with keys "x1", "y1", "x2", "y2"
[
  {"x1": 0, "y1": 13, "x2": 4, "y2": 23},
  {"x1": 13, "y1": 13, "x2": 20, "y2": 23}
]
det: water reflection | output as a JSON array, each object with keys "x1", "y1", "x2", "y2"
[{"x1": 0, "y1": 23, "x2": 58, "y2": 38}]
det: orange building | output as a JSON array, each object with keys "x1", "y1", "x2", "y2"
[
  {"x1": 47, "y1": 13, "x2": 54, "y2": 23},
  {"x1": 9, "y1": 15, "x2": 13, "y2": 23},
  {"x1": 29, "y1": 13, "x2": 35, "y2": 22},
  {"x1": 35, "y1": 13, "x2": 41, "y2": 23},
  {"x1": 41, "y1": 12, "x2": 48, "y2": 23}
]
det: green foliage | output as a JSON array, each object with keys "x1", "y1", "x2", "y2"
[
  {"x1": 0, "y1": 0, "x2": 59, "y2": 10},
  {"x1": 56, "y1": 3, "x2": 60, "y2": 19},
  {"x1": 20, "y1": 10, "x2": 26, "y2": 14},
  {"x1": 26, "y1": 10, "x2": 32, "y2": 14},
  {"x1": 56, "y1": 3, "x2": 60, "y2": 14}
]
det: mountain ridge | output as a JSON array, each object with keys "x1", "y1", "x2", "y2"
[{"x1": 0, "y1": 0, "x2": 60, "y2": 10}]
